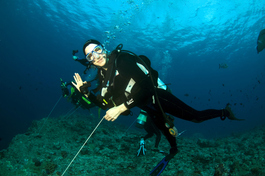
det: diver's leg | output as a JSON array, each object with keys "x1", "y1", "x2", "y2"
[
  {"x1": 143, "y1": 116, "x2": 155, "y2": 140},
  {"x1": 153, "y1": 114, "x2": 178, "y2": 159},
  {"x1": 147, "y1": 111, "x2": 178, "y2": 151},
  {"x1": 143, "y1": 130, "x2": 154, "y2": 140},
  {"x1": 155, "y1": 89, "x2": 229, "y2": 123},
  {"x1": 149, "y1": 119, "x2": 162, "y2": 148}
]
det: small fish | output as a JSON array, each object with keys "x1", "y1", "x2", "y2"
[
  {"x1": 184, "y1": 93, "x2": 189, "y2": 97},
  {"x1": 257, "y1": 29, "x2": 265, "y2": 54},
  {"x1": 178, "y1": 130, "x2": 187, "y2": 137},
  {"x1": 219, "y1": 63, "x2": 228, "y2": 69}
]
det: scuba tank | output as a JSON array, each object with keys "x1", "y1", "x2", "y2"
[{"x1": 135, "y1": 110, "x2": 148, "y2": 129}]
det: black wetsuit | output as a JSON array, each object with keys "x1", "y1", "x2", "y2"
[
  {"x1": 86, "y1": 50, "x2": 229, "y2": 154},
  {"x1": 143, "y1": 115, "x2": 161, "y2": 148}
]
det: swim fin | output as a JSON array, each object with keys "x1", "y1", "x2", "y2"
[{"x1": 149, "y1": 157, "x2": 170, "y2": 176}]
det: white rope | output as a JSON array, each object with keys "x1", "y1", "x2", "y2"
[
  {"x1": 125, "y1": 117, "x2": 137, "y2": 133},
  {"x1": 38, "y1": 95, "x2": 62, "y2": 133},
  {"x1": 61, "y1": 116, "x2": 105, "y2": 176},
  {"x1": 64, "y1": 106, "x2": 81, "y2": 119},
  {"x1": 63, "y1": 106, "x2": 76, "y2": 119}
]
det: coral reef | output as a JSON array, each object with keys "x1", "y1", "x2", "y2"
[{"x1": 0, "y1": 113, "x2": 264, "y2": 176}]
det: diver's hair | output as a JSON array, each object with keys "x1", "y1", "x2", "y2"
[{"x1": 83, "y1": 39, "x2": 102, "y2": 55}]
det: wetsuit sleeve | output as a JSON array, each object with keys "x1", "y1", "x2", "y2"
[
  {"x1": 117, "y1": 53, "x2": 154, "y2": 109},
  {"x1": 75, "y1": 58, "x2": 89, "y2": 67}
]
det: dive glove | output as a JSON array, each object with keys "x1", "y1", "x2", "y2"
[
  {"x1": 73, "y1": 56, "x2": 78, "y2": 60},
  {"x1": 80, "y1": 82, "x2": 91, "y2": 95}
]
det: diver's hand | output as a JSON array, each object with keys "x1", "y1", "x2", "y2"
[
  {"x1": 73, "y1": 56, "x2": 78, "y2": 60},
  {"x1": 72, "y1": 73, "x2": 87, "y2": 92},
  {"x1": 104, "y1": 104, "x2": 128, "y2": 121}
]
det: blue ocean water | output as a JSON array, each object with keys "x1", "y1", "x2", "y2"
[{"x1": 0, "y1": 0, "x2": 264, "y2": 150}]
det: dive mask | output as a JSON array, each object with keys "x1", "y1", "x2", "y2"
[{"x1": 85, "y1": 45, "x2": 105, "y2": 62}]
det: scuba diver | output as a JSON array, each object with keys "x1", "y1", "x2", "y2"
[
  {"x1": 136, "y1": 110, "x2": 162, "y2": 150},
  {"x1": 71, "y1": 39, "x2": 243, "y2": 175},
  {"x1": 257, "y1": 29, "x2": 265, "y2": 54},
  {"x1": 136, "y1": 110, "x2": 172, "y2": 157},
  {"x1": 72, "y1": 49, "x2": 167, "y2": 156},
  {"x1": 72, "y1": 49, "x2": 93, "y2": 74},
  {"x1": 136, "y1": 79, "x2": 173, "y2": 156}
]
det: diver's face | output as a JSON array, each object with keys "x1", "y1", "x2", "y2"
[{"x1": 85, "y1": 44, "x2": 106, "y2": 67}]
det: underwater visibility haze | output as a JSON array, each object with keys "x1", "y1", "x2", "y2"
[{"x1": 0, "y1": 0, "x2": 265, "y2": 175}]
